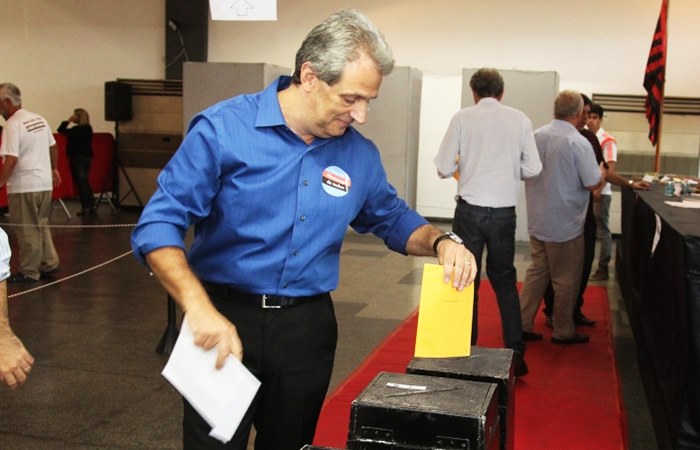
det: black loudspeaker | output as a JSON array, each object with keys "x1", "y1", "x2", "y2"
[{"x1": 104, "y1": 81, "x2": 133, "y2": 122}]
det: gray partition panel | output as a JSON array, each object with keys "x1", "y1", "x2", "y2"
[
  {"x1": 360, "y1": 67, "x2": 422, "y2": 208},
  {"x1": 182, "y1": 62, "x2": 290, "y2": 133}
]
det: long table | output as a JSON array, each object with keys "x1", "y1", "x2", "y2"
[{"x1": 618, "y1": 184, "x2": 700, "y2": 449}]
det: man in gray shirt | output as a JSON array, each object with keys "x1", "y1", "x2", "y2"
[
  {"x1": 520, "y1": 90, "x2": 606, "y2": 344},
  {"x1": 435, "y1": 68, "x2": 542, "y2": 376}
]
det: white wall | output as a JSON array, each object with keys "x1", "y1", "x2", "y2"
[
  {"x1": 1, "y1": 0, "x2": 165, "y2": 133},
  {"x1": 2, "y1": 0, "x2": 698, "y2": 221}
]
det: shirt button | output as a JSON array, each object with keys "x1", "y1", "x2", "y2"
[
  {"x1": 303, "y1": 179, "x2": 309, "y2": 186},
  {"x1": 283, "y1": 283, "x2": 288, "y2": 289},
  {"x1": 300, "y1": 215, "x2": 306, "y2": 221},
  {"x1": 293, "y1": 250, "x2": 299, "y2": 256}
]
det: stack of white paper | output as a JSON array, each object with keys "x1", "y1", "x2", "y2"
[{"x1": 162, "y1": 317, "x2": 261, "y2": 443}]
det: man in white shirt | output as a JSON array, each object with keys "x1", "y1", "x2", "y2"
[
  {"x1": 435, "y1": 68, "x2": 542, "y2": 376},
  {"x1": 0, "y1": 83, "x2": 61, "y2": 283},
  {"x1": 587, "y1": 103, "x2": 616, "y2": 281}
]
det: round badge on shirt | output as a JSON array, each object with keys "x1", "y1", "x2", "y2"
[{"x1": 322, "y1": 166, "x2": 351, "y2": 198}]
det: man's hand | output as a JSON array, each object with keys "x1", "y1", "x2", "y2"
[
  {"x1": 404, "y1": 225, "x2": 478, "y2": 291},
  {"x1": 185, "y1": 303, "x2": 243, "y2": 369},
  {"x1": 146, "y1": 247, "x2": 243, "y2": 369},
  {"x1": 435, "y1": 239, "x2": 478, "y2": 291},
  {"x1": 0, "y1": 328, "x2": 34, "y2": 389},
  {"x1": 52, "y1": 169, "x2": 61, "y2": 188},
  {"x1": 631, "y1": 180, "x2": 651, "y2": 190}
]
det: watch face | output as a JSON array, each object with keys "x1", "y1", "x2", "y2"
[{"x1": 448, "y1": 232, "x2": 463, "y2": 244}]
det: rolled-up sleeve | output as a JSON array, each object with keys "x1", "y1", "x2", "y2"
[
  {"x1": 130, "y1": 115, "x2": 221, "y2": 265},
  {"x1": 350, "y1": 152, "x2": 428, "y2": 255}
]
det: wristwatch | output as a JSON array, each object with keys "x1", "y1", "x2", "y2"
[
  {"x1": 432, "y1": 231, "x2": 463, "y2": 256},
  {"x1": 627, "y1": 179, "x2": 634, "y2": 186}
]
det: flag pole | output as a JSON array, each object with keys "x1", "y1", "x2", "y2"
[{"x1": 655, "y1": 101, "x2": 663, "y2": 173}]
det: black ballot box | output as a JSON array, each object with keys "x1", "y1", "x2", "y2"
[
  {"x1": 347, "y1": 372, "x2": 499, "y2": 450},
  {"x1": 406, "y1": 347, "x2": 515, "y2": 450}
]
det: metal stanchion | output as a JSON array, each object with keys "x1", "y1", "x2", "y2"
[{"x1": 156, "y1": 295, "x2": 180, "y2": 355}]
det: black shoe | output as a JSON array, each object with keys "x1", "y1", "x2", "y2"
[
  {"x1": 522, "y1": 331, "x2": 543, "y2": 341},
  {"x1": 513, "y1": 353, "x2": 528, "y2": 377},
  {"x1": 589, "y1": 270, "x2": 609, "y2": 281},
  {"x1": 8, "y1": 272, "x2": 39, "y2": 283},
  {"x1": 574, "y1": 314, "x2": 597, "y2": 327},
  {"x1": 552, "y1": 334, "x2": 590, "y2": 344},
  {"x1": 40, "y1": 266, "x2": 60, "y2": 279}
]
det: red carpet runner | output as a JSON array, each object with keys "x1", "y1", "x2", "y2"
[{"x1": 313, "y1": 282, "x2": 627, "y2": 449}]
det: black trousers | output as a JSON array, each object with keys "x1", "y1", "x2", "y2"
[
  {"x1": 183, "y1": 288, "x2": 337, "y2": 450},
  {"x1": 453, "y1": 201, "x2": 524, "y2": 354},
  {"x1": 69, "y1": 156, "x2": 94, "y2": 209}
]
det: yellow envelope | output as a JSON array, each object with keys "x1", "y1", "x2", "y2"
[{"x1": 414, "y1": 263, "x2": 474, "y2": 358}]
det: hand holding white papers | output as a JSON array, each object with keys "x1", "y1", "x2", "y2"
[{"x1": 162, "y1": 316, "x2": 260, "y2": 443}]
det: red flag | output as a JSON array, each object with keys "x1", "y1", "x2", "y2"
[{"x1": 643, "y1": 0, "x2": 668, "y2": 146}]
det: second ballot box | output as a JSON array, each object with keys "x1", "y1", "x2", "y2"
[
  {"x1": 406, "y1": 346, "x2": 515, "y2": 450},
  {"x1": 347, "y1": 371, "x2": 499, "y2": 450}
]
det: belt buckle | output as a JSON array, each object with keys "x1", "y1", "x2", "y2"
[{"x1": 262, "y1": 294, "x2": 281, "y2": 309}]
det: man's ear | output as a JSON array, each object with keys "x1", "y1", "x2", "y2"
[{"x1": 299, "y1": 62, "x2": 318, "y2": 93}]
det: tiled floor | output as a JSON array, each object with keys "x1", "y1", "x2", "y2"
[{"x1": 0, "y1": 201, "x2": 655, "y2": 449}]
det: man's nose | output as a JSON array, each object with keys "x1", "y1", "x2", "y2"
[{"x1": 349, "y1": 101, "x2": 369, "y2": 124}]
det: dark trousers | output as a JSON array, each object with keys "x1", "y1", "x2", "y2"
[
  {"x1": 543, "y1": 216, "x2": 597, "y2": 317},
  {"x1": 69, "y1": 156, "x2": 94, "y2": 209},
  {"x1": 183, "y1": 288, "x2": 337, "y2": 450},
  {"x1": 453, "y1": 200, "x2": 524, "y2": 354}
]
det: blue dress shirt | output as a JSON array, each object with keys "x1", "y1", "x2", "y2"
[{"x1": 131, "y1": 76, "x2": 427, "y2": 296}]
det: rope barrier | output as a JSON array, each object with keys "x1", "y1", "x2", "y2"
[
  {"x1": 1, "y1": 222, "x2": 136, "y2": 229},
  {"x1": 8, "y1": 250, "x2": 135, "y2": 299}
]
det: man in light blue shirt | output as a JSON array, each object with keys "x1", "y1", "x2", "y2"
[
  {"x1": 519, "y1": 90, "x2": 605, "y2": 345},
  {"x1": 132, "y1": 10, "x2": 476, "y2": 450}
]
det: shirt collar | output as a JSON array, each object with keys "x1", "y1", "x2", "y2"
[
  {"x1": 476, "y1": 97, "x2": 500, "y2": 107},
  {"x1": 255, "y1": 76, "x2": 291, "y2": 128}
]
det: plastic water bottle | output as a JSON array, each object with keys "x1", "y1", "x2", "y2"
[{"x1": 664, "y1": 182, "x2": 674, "y2": 197}]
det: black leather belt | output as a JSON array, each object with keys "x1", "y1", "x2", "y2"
[
  {"x1": 457, "y1": 198, "x2": 514, "y2": 210},
  {"x1": 202, "y1": 281, "x2": 328, "y2": 309}
]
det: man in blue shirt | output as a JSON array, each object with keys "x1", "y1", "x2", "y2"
[{"x1": 131, "y1": 9, "x2": 476, "y2": 450}]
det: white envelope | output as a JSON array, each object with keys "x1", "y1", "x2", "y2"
[{"x1": 162, "y1": 316, "x2": 261, "y2": 443}]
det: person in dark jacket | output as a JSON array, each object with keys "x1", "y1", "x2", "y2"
[{"x1": 58, "y1": 108, "x2": 94, "y2": 216}]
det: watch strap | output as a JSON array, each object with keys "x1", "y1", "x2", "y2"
[{"x1": 432, "y1": 232, "x2": 459, "y2": 256}]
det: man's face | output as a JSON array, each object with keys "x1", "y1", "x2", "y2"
[
  {"x1": 587, "y1": 113, "x2": 602, "y2": 133},
  {"x1": 307, "y1": 52, "x2": 382, "y2": 139},
  {"x1": 576, "y1": 104, "x2": 590, "y2": 130},
  {"x1": 0, "y1": 97, "x2": 10, "y2": 121}
]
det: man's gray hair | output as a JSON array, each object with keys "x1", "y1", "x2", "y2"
[
  {"x1": 554, "y1": 90, "x2": 583, "y2": 120},
  {"x1": 291, "y1": 9, "x2": 394, "y2": 86},
  {"x1": 470, "y1": 68, "x2": 504, "y2": 98},
  {"x1": 0, "y1": 83, "x2": 21, "y2": 106}
]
